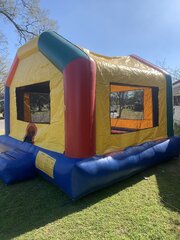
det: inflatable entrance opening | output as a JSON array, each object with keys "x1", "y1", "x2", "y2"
[{"x1": 0, "y1": 31, "x2": 180, "y2": 199}]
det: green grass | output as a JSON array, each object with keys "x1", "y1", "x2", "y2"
[
  {"x1": 120, "y1": 109, "x2": 143, "y2": 120},
  {"x1": 0, "y1": 158, "x2": 180, "y2": 240}
]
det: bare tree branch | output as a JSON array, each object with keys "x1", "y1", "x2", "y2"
[
  {"x1": 157, "y1": 59, "x2": 180, "y2": 82},
  {"x1": 0, "y1": 0, "x2": 58, "y2": 99},
  {"x1": 0, "y1": 0, "x2": 58, "y2": 44}
]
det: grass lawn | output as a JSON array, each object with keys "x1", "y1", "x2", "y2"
[
  {"x1": 0, "y1": 121, "x2": 179, "y2": 239},
  {"x1": 0, "y1": 156, "x2": 179, "y2": 240}
]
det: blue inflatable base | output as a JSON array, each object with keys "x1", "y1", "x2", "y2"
[{"x1": 0, "y1": 135, "x2": 180, "y2": 200}]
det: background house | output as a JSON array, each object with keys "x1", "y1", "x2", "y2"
[{"x1": 173, "y1": 80, "x2": 180, "y2": 124}]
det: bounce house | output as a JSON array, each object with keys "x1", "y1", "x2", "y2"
[{"x1": 0, "y1": 31, "x2": 180, "y2": 199}]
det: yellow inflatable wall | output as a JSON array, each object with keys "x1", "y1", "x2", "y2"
[
  {"x1": 10, "y1": 38, "x2": 65, "y2": 153},
  {"x1": 88, "y1": 52, "x2": 167, "y2": 154}
]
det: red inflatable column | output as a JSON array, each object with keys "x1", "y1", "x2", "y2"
[{"x1": 63, "y1": 58, "x2": 96, "y2": 158}]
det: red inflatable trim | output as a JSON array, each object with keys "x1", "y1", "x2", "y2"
[
  {"x1": 6, "y1": 55, "x2": 19, "y2": 87},
  {"x1": 130, "y1": 55, "x2": 167, "y2": 75},
  {"x1": 24, "y1": 123, "x2": 38, "y2": 144}
]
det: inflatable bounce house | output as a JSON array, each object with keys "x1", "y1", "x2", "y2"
[{"x1": 0, "y1": 31, "x2": 180, "y2": 199}]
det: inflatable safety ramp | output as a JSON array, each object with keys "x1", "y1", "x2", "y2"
[{"x1": 0, "y1": 136, "x2": 36, "y2": 184}]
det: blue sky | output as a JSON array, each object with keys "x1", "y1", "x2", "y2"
[{"x1": 2, "y1": 0, "x2": 180, "y2": 69}]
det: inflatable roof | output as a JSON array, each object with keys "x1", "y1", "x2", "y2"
[{"x1": 0, "y1": 31, "x2": 179, "y2": 199}]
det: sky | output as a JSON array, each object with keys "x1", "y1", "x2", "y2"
[{"x1": 2, "y1": 0, "x2": 180, "y2": 70}]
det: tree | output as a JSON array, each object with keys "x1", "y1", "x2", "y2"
[
  {"x1": 0, "y1": 0, "x2": 58, "y2": 99},
  {"x1": 110, "y1": 90, "x2": 144, "y2": 119},
  {"x1": 157, "y1": 59, "x2": 180, "y2": 83},
  {"x1": 110, "y1": 92, "x2": 128, "y2": 118},
  {"x1": 0, "y1": 0, "x2": 58, "y2": 44},
  {"x1": 171, "y1": 68, "x2": 180, "y2": 82},
  {"x1": 0, "y1": 57, "x2": 7, "y2": 82},
  {"x1": 0, "y1": 32, "x2": 9, "y2": 99},
  {"x1": 0, "y1": 32, "x2": 7, "y2": 68}
]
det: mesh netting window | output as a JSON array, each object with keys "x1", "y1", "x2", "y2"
[
  {"x1": 174, "y1": 96, "x2": 180, "y2": 106},
  {"x1": 16, "y1": 81, "x2": 50, "y2": 124},
  {"x1": 110, "y1": 84, "x2": 159, "y2": 134},
  {"x1": 110, "y1": 90, "x2": 144, "y2": 120}
]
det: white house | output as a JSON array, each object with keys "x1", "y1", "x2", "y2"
[{"x1": 173, "y1": 80, "x2": 180, "y2": 124}]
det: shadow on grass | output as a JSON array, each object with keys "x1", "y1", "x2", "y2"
[
  {"x1": 0, "y1": 157, "x2": 179, "y2": 240},
  {"x1": 156, "y1": 157, "x2": 180, "y2": 212}
]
